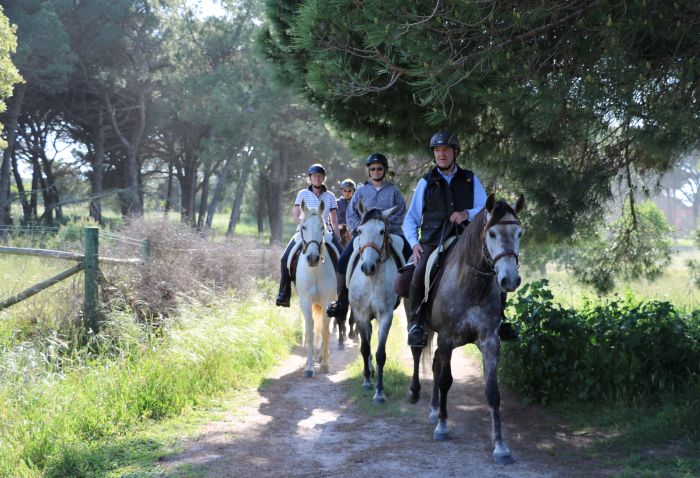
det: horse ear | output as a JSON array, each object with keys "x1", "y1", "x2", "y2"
[
  {"x1": 514, "y1": 194, "x2": 525, "y2": 214},
  {"x1": 318, "y1": 199, "x2": 325, "y2": 215},
  {"x1": 358, "y1": 199, "x2": 365, "y2": 216},
  {"x1": 382, "y1": 205, "x2": 397, "y2": 218},
  {"x1": 301, "y1": 199, "x2": 307, "y2": 215},
  {"x1": 485, "y1": 193, "x2": 496, "y2": 213}
]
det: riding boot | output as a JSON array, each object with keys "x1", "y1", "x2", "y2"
[
  {"x1": 326, "y1": 274, "x2": 348, "y2": 319},
  {"x1": 498, "y1": 291, "x2": 519, "y2": 341},
  {"x1": 275, "y1": 266, "x2": 292, "y2": 307},
  {"x1": 407, "y1": 285, "x2": 427, "y2": 348}
]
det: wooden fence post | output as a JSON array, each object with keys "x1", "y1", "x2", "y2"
[
  {"x1": 140, "y1": 239, "x2": 150, "y2": 264},
  {"x1": 83, "y1": 226, "x2": 99, "y2": 334}
]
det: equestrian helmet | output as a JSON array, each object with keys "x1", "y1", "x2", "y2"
[
  {"x1": 429, "y1": 131, "x2": 460, "y2": 158},
  {"x1": 307, "y1": 163, "x2": 326, "y2": 176},
  {"x1": 340, "y1": 179, "x2": 356, "y2": 191},
  {"x1": 365, "y1": 153, "x2": 389, "y2": 169}
]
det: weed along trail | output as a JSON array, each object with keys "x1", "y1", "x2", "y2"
[{"x1": 159, "y1": 314, "x2": 608, "y2": 478}]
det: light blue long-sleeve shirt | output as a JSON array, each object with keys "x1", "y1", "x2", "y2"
[
  {"x1": 346, "y1": 181, "x2": 406, "y2": 234},
  {"x1": 402, "y1": 167, "x2": 487, "y2": 249}
]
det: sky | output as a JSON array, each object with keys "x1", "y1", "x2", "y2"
[{"x1": 187, "y1": 0, "x2": 227, "y2": 18}]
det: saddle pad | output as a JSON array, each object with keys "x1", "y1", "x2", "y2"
[{"x1": 423, "y1": 235, "x2": 458, "y2": 303}]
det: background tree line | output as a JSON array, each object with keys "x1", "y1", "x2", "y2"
[{"x1": 0, "y1": 0, "x2": 363, "y2": 244}]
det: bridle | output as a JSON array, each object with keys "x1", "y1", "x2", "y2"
[
  {"x1": 466, "y1": 218, "x2": 522, "y2": 276},
  {"x1": 299, "y1": 216, "x2": 326, "y2": 260},
  {"x1": 358, "y1": 217, "x2": 391, "y2": 263}
]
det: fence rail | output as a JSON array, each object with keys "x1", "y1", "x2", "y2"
[{"x1": 0, "y1": 227, "x2": 149, "y2": 332}]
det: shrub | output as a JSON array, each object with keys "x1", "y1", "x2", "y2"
[{"x1": 500, "y1": 280, "x2": 700, "y2": 404}]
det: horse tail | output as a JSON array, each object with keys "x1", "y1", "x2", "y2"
[
  {"x1": 422, "y1": 330, "x2": 435, "y2": 371},
  {"x1": 312, "y1": 303, "x2": 326, "y2": 338}
]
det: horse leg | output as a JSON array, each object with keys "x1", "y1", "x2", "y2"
[
  {"x1": 319, "y1": 311, "x2": 331, "y2": 373},
  {"x1": 433, "y1": 345, "x2": 453, "y2": 442},
  {"x1": 301, "y1": 301, "x2": 315, "y2": 378},
  {"x1": 358, "y1": 321, "x2": 373, "y2": 390},
  {"x1": 482, "y1": 338, "x2": 514, "y2": 464},
  {"x1": 372, "y1": 313, "x2": 393, "y2": 405},
  {"x1": 336, "y1": 316, "x2": 346, "y2": 350},
  {"x1": 407, "y1": 345, "x2": 422, "y2": 404},
  {"x1": 429, "y1": 349, "x2": 441, "y2": 423},
  {"x1": 348, "y1": 310, "x2": 358, "y2": 341}
]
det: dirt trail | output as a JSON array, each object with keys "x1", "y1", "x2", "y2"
[{"x1": 160, "y1": 315, "x2": 613, "y2": 478}]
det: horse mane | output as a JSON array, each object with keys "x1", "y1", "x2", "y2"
[
  {"x1": 450, "y1": 199, "x2": 519, "y2": 297},
  {"x1": 359, "y1": 208, "x2": 384, "y2": 225}
]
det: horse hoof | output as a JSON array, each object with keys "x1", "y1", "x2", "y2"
[
  {"x1": 493, "y1": 453, "x2": 515, "y2": 465},
  {"x1": 372, "y1": 394, "x2": 386, "y2": 405},
  {"x1": 407, "y1": 391, "x2": 420, "y2": 404},
  {"x1": 348, "y1": 331, "x2": 356, "y2": 340},
  {"x1": 319, "y1": 364, "x2": 330, "y2": 373},
  {"x1": 303, "y1": 370, "x2": 313, "y2": 378},
  {"x1": 362, "y1": 381, "x2": 373, "y2": 390},
  {"x1": 433, "y1": 430, "x2": 450, "y2": 442},
  {"x1": 337, "y1": 342, "x2": 345, "y2": 350}
]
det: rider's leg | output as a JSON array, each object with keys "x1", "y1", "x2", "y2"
[
  {"x1": 327, "y1": 240, "x2": 354, "y2": 318},
  {"x1": 275, "y1": 238, "x2": 296, "y2": 307},
  {"x1": 498, "y1": 291, "x2": 519, "y2": 341},
  {"x1": 407, "y1": 243, "x2": 435, "y2": 348}
]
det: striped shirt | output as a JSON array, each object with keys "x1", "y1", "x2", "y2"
[{"x1": 294, "y1": 185, "x2": 338, "y2": 231}]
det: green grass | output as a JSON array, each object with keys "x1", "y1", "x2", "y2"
[
  {"x1": 0, "y1": 292, "x2": 300, "y2": 478},
  {"x1": 521, "y1": 246, "x2": 700, "y2": 311}
]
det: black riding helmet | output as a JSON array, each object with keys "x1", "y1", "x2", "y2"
[
  {"x1": 307, "y1": 163, "x2": 326, "y2": 176},
  {"x1": 429, "y1": 131, "x2": 460, "y2": 159},
  {"x1": 340, "y1": 179, "x2": 356, "y2": 191},
  {"x1": 365, "y1": 153, "x2": 389, "y2": 169}
]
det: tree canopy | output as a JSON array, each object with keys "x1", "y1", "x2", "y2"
[
  {"x1": 0, "y1": 5, "x2": 21, "y2": 146},
  {"x1": 262, "y1": 0, "x2": 700, "y2": 238}
]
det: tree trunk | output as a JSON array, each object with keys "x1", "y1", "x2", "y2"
[
  {"x1": 90, "y1": 107, "x2": 105, "y2": 224},
  {"x1": 11, "y1": 149, "x2": 31, "y2": 222},
  {"x1": 0, "y1": 84, "x2": 26, "y2": 226},
  {"x1": 267, "y1": 144, "x2": 289, "y2": 245},
  {"x1": 206, "y1": 149, "x2": 240, "y2": 230},
  {"x1": 178, "y1": 144, "x2": 198, "y2": 227},
  {"x1": 164, "y1": 160, "x2": 174, "y2": 217},
  {"x1": 226, "y1": 158, "x2": 253, "y2": 236},
  {"x1": 196, "y1": 170, "x2": 210, "y2": 231},
  {"x1": 257, "y1": 169, "x2": 267, "y2": 236}
]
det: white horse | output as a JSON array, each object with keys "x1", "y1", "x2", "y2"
[
  {"x1": 348, "y1": 203, "x2": 403, "y2": 403},
  {"x1": 295, "y1": 200, "x2": 337, "y2": 378}
]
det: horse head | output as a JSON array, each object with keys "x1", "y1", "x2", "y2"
[
  {"x1": 300, "y1": 199, "x2": 326, "y2": 267},
  {"x1": 357, "y1": 200, "x2": 396, "y2": 276},
  {"x1": 483, "y1": 193, "x2": 525, "y2": 292}
]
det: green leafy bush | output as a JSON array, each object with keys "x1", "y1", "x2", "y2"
[{"x1": 500, "y1": 280, "x2": 700, "y2": 404}]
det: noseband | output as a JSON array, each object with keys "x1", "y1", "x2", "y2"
[
  {"x1": 300, "y1": 219, "x2": 326, "y2": 260},
  {"x1": 358, "y1": 218, "x2": 391, "y2": 263}
]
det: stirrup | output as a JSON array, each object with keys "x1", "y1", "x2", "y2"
[{"x1": 407, "y1": 323, "x2": 427, "y2": 348}]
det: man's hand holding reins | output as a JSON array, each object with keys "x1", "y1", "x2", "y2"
[
  {"x1": 411, "y1": 244, "x2": 423, "y2": 263},
  {"x1": 449, "y1": 210, "x2": 469, "y2": 224}
]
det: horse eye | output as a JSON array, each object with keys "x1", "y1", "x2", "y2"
[
  {"x1": 301, "y1": 226, "x2": 306, "y2": 231},
  {"x1": 379, "y1": 230, "x2": 384, "y2": 235},
  {"x1": 518, "y1": 231, "x2": 522, "y2": 238},
  {"x1": 488, "y1": 230, "x2": 496, "y2": 239}
]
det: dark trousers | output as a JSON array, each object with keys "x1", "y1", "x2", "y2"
[{"x1": 407, "y1": 243, "x2": 437, "y2": 324}]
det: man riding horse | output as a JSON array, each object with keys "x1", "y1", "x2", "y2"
[{"x1": 402, "y1": 131, "x2": 519, "y2": 347}]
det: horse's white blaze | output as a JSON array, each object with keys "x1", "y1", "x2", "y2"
[{"x1": 296, "y1": 204, "x2": 336, "y2": 377}]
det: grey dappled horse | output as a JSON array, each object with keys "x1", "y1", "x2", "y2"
[
  {"x1": 348, "y1": 203, "x2": 400, "y2": 404},
  {"x1": 408, "y1": 193, "x2": 525, "y2": 464}
]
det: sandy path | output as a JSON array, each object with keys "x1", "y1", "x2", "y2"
[{"x1": 159, "y1": 315, "x2": 612, "y2": 477}]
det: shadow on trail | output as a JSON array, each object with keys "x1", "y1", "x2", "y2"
[{"x1": 162, "y1": 337, "x2": 618, "y2": 478}]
